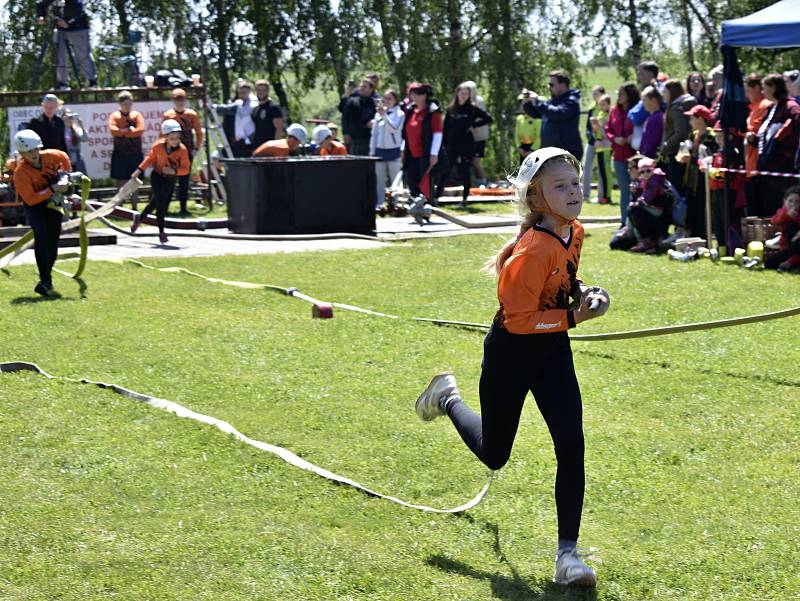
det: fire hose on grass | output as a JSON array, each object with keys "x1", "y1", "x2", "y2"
[
  {"x1": 122, "y1": 259, "x2": 800, "y2": 340},
  {"x1": 0, "y1": 177, "x2": 142, "y2": 277},
  {"x1": 0, "y1": 360, "x2": 493, "y2": 514}
]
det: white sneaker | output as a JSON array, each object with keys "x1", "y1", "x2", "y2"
[
  {"x1": 415, "y1": 373, "x2": 459, "y2": 421},
  {"x1": 553, "y1": 548, "x2": 597, "y2": 587}
]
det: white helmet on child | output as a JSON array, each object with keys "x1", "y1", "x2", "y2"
[
  {"x1": 312, "y1": 124, "x2": 332, "y2": 145},
  {"x1": 15, "y1": 129, "x2": 43, "y2": 153},
  {"x1": 509, "y1": 147, "x2": 580, "y2": 190},
  {"x1": 161, "y1": 119, "x2": 182, "y2": 136},
  {"x1": 286, "y1": 123, "x2": 308, "y2": 144}
]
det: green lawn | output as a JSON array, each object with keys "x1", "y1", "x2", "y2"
[{"x1": 1, "y1": 228, "x2": 798, "y2": 600}]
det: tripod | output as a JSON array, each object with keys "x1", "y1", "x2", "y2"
[{"x1": 32, "y1": 25, "x2": 82, "y2": 90}]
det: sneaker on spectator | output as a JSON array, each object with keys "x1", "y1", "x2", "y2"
[
  {"x1": 130, "y1": 213, "x2": 141, "y2": 233},
  {"x1": 630, "y1": 239, "x2": 656, "y2": 253},
  {"x1": 158, "y1": 231, "x2": 169, "y2": 244},
  {"x1": 554, "y1": 548, "x2": 598, "y2": 587},
  {"x1": 659, "y1": 228, "x2": 686, "y2": 250},
  {"x1": 777, "y1": 254, "x2": 800, "y2": 272},
  {"x1": 55, "y1": 82, "x2": 70, "y2": 91},
  {"x1": 765, "y1": 233, "x2": 782, "y2": 250},
  {"x1": 88, "y1": 80, "x2": 98, "y2": 88}
]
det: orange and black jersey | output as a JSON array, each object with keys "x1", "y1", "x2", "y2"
[
  {"x1": 12, "y1": 149, "x2": 72, "y2": 207},
  {"x1": 494, "y1": 221, "x2": 584, "y2": 334},
  {"x1": 252, "y1": 139, "x2": 291, "y2": 157},
  {"x1": 163, "y1": 108, "x2": 203, "y2": 153},
  {"x1": 138, "y1": 139, "x2": 190, "y2": 177}
]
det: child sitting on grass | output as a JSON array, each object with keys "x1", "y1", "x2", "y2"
[
  {"x1": 766, "y1": 185, "x2": 800, "y2": 272},
  {"x1": 627, "y1": 157, "x2": 672, "y2": 253}
]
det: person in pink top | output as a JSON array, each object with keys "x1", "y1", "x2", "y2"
[{"x1": 605, "y1": 83, "x2": 639, "y2": 223}]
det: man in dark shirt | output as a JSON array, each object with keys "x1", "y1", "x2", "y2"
[
  {"x1": 251, "y1": 80, "x2": 285, "y2": 149},
  {"x1": 36, "y1": 0, "x2": 97, "y2": 89},
  {"x1": 338, "y1": 78, "x2": 377, "y2": 156},
  {"x1": 522, "y1": 70, "x2": 583, "y2": 160},
  {"x1": 27, "y1": 94, "x2": 67, "y2": 154}
]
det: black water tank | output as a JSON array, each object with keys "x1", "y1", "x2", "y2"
[{"x1": 222, "y1": 156, "x2": 377, "y2": 235}]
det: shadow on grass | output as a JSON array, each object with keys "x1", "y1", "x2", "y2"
[
  {"x1": 427, "y1": 519, "x2": 597, "y2": 601},
  {"x1": 10, "y1": 295, "x2": 61, "y2": 304},
  {"x1": 9, "y1": 277, "x2": 87, "y2": 304}
]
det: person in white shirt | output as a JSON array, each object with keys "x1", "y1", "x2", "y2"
[
  {"x1": 369, "y1": 89, "x2": 405, "y2": 210},
  {"x1": 215, "y1": 81, "x2": 257, "y2": 157}
]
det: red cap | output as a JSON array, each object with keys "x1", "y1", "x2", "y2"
[
  {"x1": 684, "y1": 105, "x2": 713, "y2": 123},
  {"x1": 712, "y1": 120, "x2": 723, "y2": 132}
]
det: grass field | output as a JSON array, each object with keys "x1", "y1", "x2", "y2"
[{"x1": 1, "y1": 226, "x2": 799, "y2": 600}]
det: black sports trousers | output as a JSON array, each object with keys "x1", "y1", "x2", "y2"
[{"x1": 446, "y1": 324, "x2": 585, "y2": 542}]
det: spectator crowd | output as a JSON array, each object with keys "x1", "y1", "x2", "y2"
[{"x1": 5, "y1": 58, "x2": 799, "y2": 272}]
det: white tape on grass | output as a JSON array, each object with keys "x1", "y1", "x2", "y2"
[{"x1": 0, "y1": 361, "x2": 493, "y2": 514}]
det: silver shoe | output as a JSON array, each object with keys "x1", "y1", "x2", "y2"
[{"x1": 415, "y1": 372, "x2": 458, "y2": 421}]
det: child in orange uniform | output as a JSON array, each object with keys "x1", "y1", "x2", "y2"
[
  {"x1": 130, "y1": 120, "x2": 190, "y2": 244},
  {"x1": 11, "y1": 129, "x2": 72, "y2": 297},
  {"x1": 252, "y1": 123, "x2": 308, "y2": 157},
  {"x1": 162, "y1": 88, "x2": 203, "y2": 216},
  {"x1": 312, "y1": 124, "x2": 347, "y2": 156},
  {"x1": 414, "y1": 148, "x2": 610, "y2": 588},
  {"x1": 109, "y1": 90, "x2": 145, "y2": 210}
]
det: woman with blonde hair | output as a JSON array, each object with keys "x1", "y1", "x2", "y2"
[
  {"x1": 461, "y1": 80, "x2": 491, "y2": 186},
  {"x1": 415, "y1": 147, "x2": 610, "y2": 588}
]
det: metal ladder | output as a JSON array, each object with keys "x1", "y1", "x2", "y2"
[{"x1": 201, "y1": 104, "x2": 232, "y2": 205}]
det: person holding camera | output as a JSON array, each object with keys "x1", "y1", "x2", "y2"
[
  {"x1": 522, "y1": 70, "x2": 583, "y2": 161},
  {"x1": 62, "y1": 108, "x2": 87, "y2": 174},
  {"x1": 338, "y1": 78, "x2": 377, "y2": 156},
  {"x1": 36, "y1": 0, "x2": 97, "y2": 90},
  {"x1": 369, "y1": 89, "x2": 404, "y2": 210},
  {"x1": 215, "y1": 81, "x2": 257, "y2": 158},
  {"x1": 12, "y1": 129, "x2": 72, "y2": 297}
]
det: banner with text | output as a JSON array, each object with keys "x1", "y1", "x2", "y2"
[{"x1": 8, "y1": 101, "x2": 174, "y2": 179}]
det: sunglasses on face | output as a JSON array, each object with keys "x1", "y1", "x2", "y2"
[{"x1": 639, "y1": 168, "x2": 654, "y2": 174}]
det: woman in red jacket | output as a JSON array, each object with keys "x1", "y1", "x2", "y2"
[{"x1": 605, "y1": 83, "x2": 639, "y2": 224}]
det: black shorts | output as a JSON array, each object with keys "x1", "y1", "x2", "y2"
[
  {"x1": 474, "y1": 140, "x2": 487, "y2": 158},
  {"x1": 110, "y1": 151, "x2": 143, "y2": 180}
]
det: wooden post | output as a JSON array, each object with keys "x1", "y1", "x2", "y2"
[{"x1": 704, "y1": 167, "x2": 713, "y2": 250}]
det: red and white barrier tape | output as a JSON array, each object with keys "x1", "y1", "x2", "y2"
[{"x1": 702, "y1": 165, "x2": 800, "y2": 179}]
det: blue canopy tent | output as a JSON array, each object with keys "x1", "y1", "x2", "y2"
[
  {"x1": 721, "y1": 0, "x2": 800, "y2": 49},
  {"x1": 711, "y1": 0, "x2": 800, "y2": 252}
]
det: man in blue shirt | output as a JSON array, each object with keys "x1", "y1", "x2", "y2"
[{"x1": 522, "y1": 70, "x2": 583, "y2": 160}]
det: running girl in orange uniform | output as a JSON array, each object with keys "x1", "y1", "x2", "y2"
[
  {"x1": 414, "y1": 147, "x2": 610, "y2": 588},
  {"x1": 130, "y1": 120, "x2": 190, "y2": 244}
]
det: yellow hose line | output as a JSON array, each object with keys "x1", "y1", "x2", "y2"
[{"x1": 124, "y1": 260, "x2": 800, "y2": 340}]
